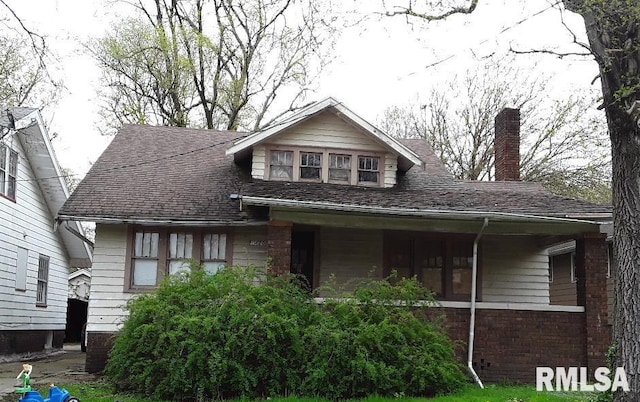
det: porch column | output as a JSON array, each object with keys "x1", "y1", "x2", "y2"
[
  {"x1": 267, "y1": 220, "x2": 292, "y2": 275},
  {"x1": 575, "y1": 233, "x2": 610, "y2": 372}
]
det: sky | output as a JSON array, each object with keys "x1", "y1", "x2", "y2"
[{"x1": 4, "y1": 0, "x2": 600, "y2": 179}]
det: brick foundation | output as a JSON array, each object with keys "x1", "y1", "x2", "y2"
[
  {"x1": 267, "y1": 221, "x2": 292, "y2": 275},
  {"x1": 421, "y1": 307, "x2": 588, "y2": 383},
  {"x1": 85, "y1": 331, "x2": 118, "y2": 373},
  {"x1": 0, "y1": 330, "x2": 64, "y2": 354}
]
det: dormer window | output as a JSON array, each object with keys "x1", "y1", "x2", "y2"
[
  {"x1": 358, "y1": 156, "x2": 379, "y2": 184},
  {"x1": 329, "y1": 154, "x2": 351, "y2": 183},
  {"x1": 270, "y1": 150, "x2": 293, "y2": 180},
  {"x1": 300, "y1": 152, "x2": 322, "y2": 180}
]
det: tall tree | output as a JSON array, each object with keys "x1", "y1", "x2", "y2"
[
  {"x1": 384, "y1": 1, "x2": 640, "y2": 400},
  {"x1": 378, "y1": 56, "x2": 611, "y2": 203},
  {"x1": 0, "y1": 1, "x2": 60, "y2": 108},
  {"x1": 90, "y1": 0, "x2": 335, "y2": 134}
]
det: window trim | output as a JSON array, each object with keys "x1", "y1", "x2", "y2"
[
  {"x1": 36, "y1": 254, "x2": 50, "y2": 307},
  {"x1": 0, "y1": 144, "x2": 18, "y2": 202},
  {"x1": 383, "y1": 231, "x2": 480, "y2": 301},
  {"x1": 265, "y1": 145, "x2": 386, "y2": 187},
  {"x1": 124, "y1": 226, "x2": 233, "y2": 292}
]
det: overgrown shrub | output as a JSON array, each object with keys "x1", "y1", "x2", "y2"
[{"x1": 105, "y1": 266, "x2": 466, "y2": 400}]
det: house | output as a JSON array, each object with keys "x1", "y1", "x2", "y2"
[
  {"x1": 58, "y1": 98, "x2": 612, "y2": 382},
  {"x1": 0, "y1": 107, "x2": 92, "y2": 354},
  {"x1": 66, "y1": 268, "x2": 90, "y2": 344}
]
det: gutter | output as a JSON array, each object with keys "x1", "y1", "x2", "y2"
[
  {"x1": 240, "y1": 196, "x2": 608, "y2": 225},
  {"x1": 468, "y1": 218, "x2": 488, "y2": 388},
  {"x1": 56, "y1": 214, "x2": 268, "y2": 227}
]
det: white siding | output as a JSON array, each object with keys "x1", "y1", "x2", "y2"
[
  {"x1": 86, "y1": 224, "x2": 132, "y2": 333},
  {"x1": 268, "y1": 111, "x2": 387, "y2": 151},
  {"x1": 481, "y1": 235, "x2": 550, "y2": 304},
  {"x1": 251, "y1": 145, "x2": 266, "y2": 179},
  {"x1": 318, "y1": 227, "x2": 383, "y2": 293},
  {"x1": 0, "y1": 133, "x2": 69, "y2": 330},
  {"x1": 383, "y1": 153, "x2": 397, "y2": 188},
  {"x1": 232, "y1": 226, "x2": 268, "y2": 267}
]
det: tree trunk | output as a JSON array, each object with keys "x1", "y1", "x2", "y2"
[{"x1": 563, "y1": 1, "x2": 640, "y2": 400}]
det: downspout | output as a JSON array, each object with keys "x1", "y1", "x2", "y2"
[{"x1": 468, "y1": 217, "x2": 488, "y2": 388}]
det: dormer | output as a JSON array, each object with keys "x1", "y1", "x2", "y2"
[{"x1": 226, "y1": 98, "x2": 422, "y2": 188}]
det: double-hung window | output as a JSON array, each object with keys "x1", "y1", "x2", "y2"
[
  {"x1": 270, "y1": 150, "x2": 294, "y2": 180},
  {"x1": 132, "y1": 230, "x2": 160, "y2": 287},
  {"x1": 127, "y1": 228, "x2": 232, "y2": 291},
  {"x1": 202, "y1": 233, "x2": 228, "y2": 274},
  {"x1": 168, "y1": 232, "x2": 193, "y2": 275},
  {"x1": 36, "y1": 255, "x2": 49, "y2": 306},
  {"x1": 329, "y1": 154, "x2": 351, "y2": 182},
  {"x1": 358, "y1": 156, "x2": 379, "y2": 184},
  {"x1": 300, "y1": 152, "x2": 322, "y2": 180},
  {"x1": 0, "y1": 144, "x2": 18, "y2": 199}
]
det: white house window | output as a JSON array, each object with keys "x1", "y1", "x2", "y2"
[
  {"x1": 0, "y1": 144, "x2": 18, "y2": 199},
  {"x1": 300, "y1": 152, "x2": 322, "y2": 180},
  {"x1": 36, "y1": 255, "x2": 49, "y2": 306},
  {"x1": 570, "y1": 252, "x2": 577, "y2": 283},
  {"x1": 358, "y1": 156, "x2": 379, "y2": 183},
  {"x1": 329, "y1": 154, "x2": 351, "y2": 182},
  {"x1": 202, "y1": 233, "x2": 227, "y2": 274},
  {"x1": 133, "y1": 230, "x2": 160, "y2": 286},
  {"x1": 269, "y1": 150, "x2": 293, "y2": 180},
  {"x1": 168, "y1": 232, "x2": 193, "y2": 275}
]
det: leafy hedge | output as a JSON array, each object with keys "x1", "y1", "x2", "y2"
[{"x1": 105, "y1": 267, "x2": 466, "y2": 400}]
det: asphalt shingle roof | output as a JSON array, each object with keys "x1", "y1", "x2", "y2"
[{"x1": 59, "y1": 124, "x2": 611, "y2": 222}]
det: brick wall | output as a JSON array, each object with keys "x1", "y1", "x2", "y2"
[
  {"x1": 267, "y1": 221, "x2": 292, "y2": 275},
  {"x1": 421, "y1": 307, "x2": 588, "y2": 383},
  {"x1": 495, "y1": 108, "x2": 521, "y2": 181},
  {"x1": 575, "y1": 233, "x2": 610, "y2": 372},
  {"x1": 0, "y1": 330, "x2": 64, "y2": 354}
]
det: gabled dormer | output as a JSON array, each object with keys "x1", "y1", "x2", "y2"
[{"x1": 226, "y1": 98, "x2": 423, "y2": 188}]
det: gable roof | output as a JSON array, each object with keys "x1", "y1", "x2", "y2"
[
  {"x1": 225, "y1": 97, "x2": 423, "y2": 171},
  {"x1": 2, "y1": 108, "x2": 92, "y2": 267},
  {"x1": 59, "y1": 123, "x2": 611, "y2": 231}
]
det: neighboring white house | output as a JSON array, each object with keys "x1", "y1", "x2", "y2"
[{"x1": 0, "y1": 107, "x2": 92, "y2": 354}]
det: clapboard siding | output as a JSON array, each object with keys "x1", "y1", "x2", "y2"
[
  {"x1": 251, "y1": 145, "x2": 266, "y2": 179},
  {"x1": 0, "y1": 133, "x2": 69, "y2": 330},
  {"x1": 268, "y1": 111, "x2": 387, "y2": 151},
  {"x1": 549, "y1": 253, "x2": 577, "y2": 306},
  {"x1": 318, "y1": 227, "x2": 383, "y2": 293},
  {"x1": 232, "y1": 226, "x2": 268, "y2": 267},
  {"x1": 383, "y1": 153, "x2": 397, "y2": 188},
  {"x1": 86, "y1": 224, "x2": 131, "y2": 333},
  {"x1": 482, "y1": 235, "x2": 550, "y2": 304}
]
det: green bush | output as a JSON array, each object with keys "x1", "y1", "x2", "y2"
[{"x1": 105, "y1": 266, "x2": 466, "y2": 400}]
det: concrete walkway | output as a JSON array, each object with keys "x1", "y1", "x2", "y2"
[{"x1": 0, "y1": 344, "x2": 96, "y2": 397}]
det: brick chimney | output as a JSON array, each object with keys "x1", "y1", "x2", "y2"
[{"x1": 494, "y1": 108, "x2": 520, "y2": 181}]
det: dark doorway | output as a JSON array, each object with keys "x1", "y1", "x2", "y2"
[
  {"x1": 65, "y1": 299, "x2": 88, "y2": 343},
  {"x1": 291, "y1": 231, "x2": 315, "y2": 290}
]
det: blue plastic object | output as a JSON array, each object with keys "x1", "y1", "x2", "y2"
[{"x1": 17, "y1": 385, "x2": 74, "y2": 402}]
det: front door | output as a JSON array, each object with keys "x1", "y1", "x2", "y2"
[{"x1": 291, "y1": 232, "x2": 314, "y2": 290}]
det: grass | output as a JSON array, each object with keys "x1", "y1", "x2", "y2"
[{"x1": 8, "y1": 382, "x2": 597, "y2": 402}]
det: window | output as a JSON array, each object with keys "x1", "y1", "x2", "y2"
[
  {"x1": 16, "y1": 247, "x2": 28, "y2": 291},
  {"x1": 168, "y1": 232, "x2": 193, "y2": 275},
  {"x1": 570, "y1": 252, "x2": 577, "y2": 283},
  {"x1": 607, "y1": 243, "x2": 613, "y2": 279},
  {"x1": 202, "y1": 233, "x2": 227, "y2": 274},
  {"x1": 0, "y1": 144, "x2": 18, "y2": 199},
  {"x1": 329, "y1": 154, "x2": 351, "y2": 182},
  {"x1": 384, "y1": 233, "x2": 475, "y2": 300},
  {"x1": 126, "y1": 228, "x2": 232, "y2": 291},
  {"x1": 300, "y1": 152, "x2": 322, "y2": 180},
  {"x1": 36, "y1": 255, "x2": 49, "y2": 306},
  {"x1": 270, "y1": 150, "x2": 293, "y2": 180},
  {"x1": 132, "y1": 230, "x2": 160, "y2": 286},
  {"x1": 358, "y1": 156, "x2": 379, "y2": 184}
]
